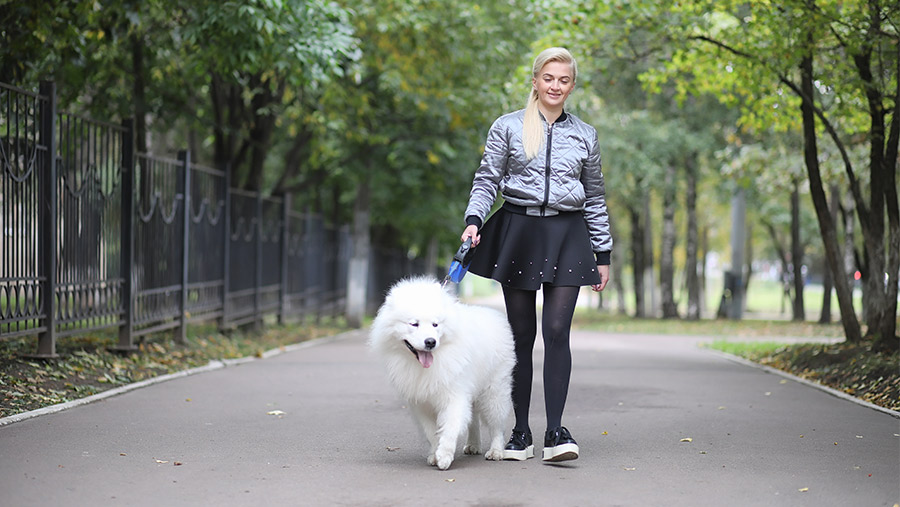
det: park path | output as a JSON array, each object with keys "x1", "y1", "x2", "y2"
[{"x1": 1, "y1": 325, "x2": 898, "y2": 506}]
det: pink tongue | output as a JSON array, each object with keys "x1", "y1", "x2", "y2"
[{"x1": 418, "y1": 351, "x2": 434, "y2": 368}]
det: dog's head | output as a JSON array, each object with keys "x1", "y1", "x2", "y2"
[{"x1": 370, "y1": 276, "x2": 455, "y2": 369}]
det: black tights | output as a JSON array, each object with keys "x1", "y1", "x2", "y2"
[{"x1": 502, "y1": 284, "x2": 580, "y2": 434}]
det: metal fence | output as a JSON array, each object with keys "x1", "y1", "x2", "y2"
[{"x1": 1, "y1": 80, "x2": 426, "y2": 356}]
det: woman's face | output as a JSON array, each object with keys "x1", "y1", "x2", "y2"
[{"x1": 532, "y1": 60, "x2": 575, "y2": 110}]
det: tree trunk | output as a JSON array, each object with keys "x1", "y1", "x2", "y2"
[
  {"x1": 643, "y1": 197, "x2": 657, "y2": 317},
  {"x1": 850, "y1": 17, "x2": 899, "y2": 349},
  {"x1": 743, "y1": 221, "x2": 754, "y2": 312},
  {"x1": 346, "y1": 174, "x2": 371, "y2": 328},
  {"x1": 790, "y1": 179, "x2": 805, "y2": 321},
  {"x1": 629, "y1": 205, "x2": 646, "y2": 318},
  {"x1": 130, "y1": 34, "x2": 148, "y2": 155},
  {"x1": 699, "y1": 226, "x2": 708, "y2": 317},
  {"x1": 798, "y1": 50, "x2": 862, "y2": 342},
  {"x1": 685, "y1": 155, "x2": 700, "y2": 320},
  {"x1": 612, "y1": 255, "x2": 627, "y2": 315},
  {"x1": 661, "y1": 164, "x2": 679, "y2": 318},
  {"x1": 726, "y1": 187, "x2": 745, "y2": 320},
  {"x1": 820, "y1": 184, "x2": 840, "y2": 323}
]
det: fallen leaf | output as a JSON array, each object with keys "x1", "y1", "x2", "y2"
[
  {"x1": 119, "y1": 453, "x2": 127, "y2": 456},
  {"x1": 680, "y1": 438, "x2": 693, "y2": 443},
  {"x1": 601, "y1": 431, "x2": 608, "y2": 435},
  {"x1": 717, "y1": 406, "x2": 726, "y2": 410},
  {"x1": 798, "y1": 487, "x2": 809, "y2": 492},
  {"x1": 779, "y1": 380, "x2": 787, "y2": 384},
  {"x1": 623, "y1": 467, "x2": 636, "y2": 471},
  {"x1": 765, "y1": 392, "x2": 772, "y2": 396},
  {"x1": 855, "y1": 435, "x2": 863, "y2": 439},
  {"x1": 699, "y1": 451, "x2": 707, "y2": 455},
  {"x1": 266, "y1": 410, "x2": 286, "y2": 416},
  {"x1": 445, "y1": 479, "x2": 455, "y2": 483},
  {"x1": 386, "y1": 447, "x2": 400, "y2": 452},
  {"x1": 185, "y1": 398, "x2": 192, "y2": 402},
  {"x1": 174, "y1": 462, "x2": 183, "y2": 466},
  {"x1": 155, "y1": 459, "x2": 168, "y2": 464}
]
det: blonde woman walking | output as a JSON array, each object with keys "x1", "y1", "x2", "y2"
[{"x1": 461, "y1": 47, "x2": 612, "y2": 463}]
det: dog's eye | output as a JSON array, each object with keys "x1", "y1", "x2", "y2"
[
  {"x1": 409, "y1": 321, "x2": 419, "y2": 327},
  {"x1": 432, "y1": 322, "x2": 439, "y2": 328}
]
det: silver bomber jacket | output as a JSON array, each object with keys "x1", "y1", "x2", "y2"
[{"x1": 465, "y1": 109, "x2": 612, "y2": 258}]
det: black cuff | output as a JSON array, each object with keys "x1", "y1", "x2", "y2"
[
  {"x1": 465, "y1": 216, "x2": 483, "y2": 229},
  {"x1": 595, "y1": 251, "x2": 611, "y2": 265}
]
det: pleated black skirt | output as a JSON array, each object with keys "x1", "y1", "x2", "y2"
[{"x1": 468, "y1": 202, "x2": 602, "y2": 290}]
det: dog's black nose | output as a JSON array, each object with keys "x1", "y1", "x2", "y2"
[{"x1": 424, "y1": 338, "x2": 436, "y2": 350}]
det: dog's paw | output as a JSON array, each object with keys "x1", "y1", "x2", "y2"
[
  {"x1": 463, "y1": 444, "x2": 481, "y2": 455},
  {"x1": 435, "y1": 450, "x2": 454, "y2": 470},
  {"x1": 484, "y1": 448, "x2": 504, "y2": 461},
  {"x1": 427, "y1": 453, "x2": 437, "y2": 466}
]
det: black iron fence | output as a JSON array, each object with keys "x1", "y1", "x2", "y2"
[{"x1": 1, "y1": 81, "x2": 429, "y2": 356}]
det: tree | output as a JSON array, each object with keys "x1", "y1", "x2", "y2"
[
  {"x1": 635, "y1": 0, "x2": 898, "y2": 347},
  {"x1": 180, "y1": 0, "x2": 357, "y2": 191},
  {"x1": 318, "y1": 0, "x2": 536, "y2": 325}
]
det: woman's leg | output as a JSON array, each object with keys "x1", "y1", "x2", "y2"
[
  {"x1": 541, "y1": 284, "x2": 580, "y2": 430},
  {"x1": 502, "y1": 285, "x2": 537, "y2": 432}
]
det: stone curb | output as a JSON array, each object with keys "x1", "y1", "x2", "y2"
[
  {"x1": 705, "y1": 348, "x2": 900, "y2": 419},
  {"x1": 0, "y1": 329, "x2": 365, "y2": 428}
]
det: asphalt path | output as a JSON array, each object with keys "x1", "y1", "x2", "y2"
[{"x1": 1, "y1": 326, "x2": 898, "y2": 506}]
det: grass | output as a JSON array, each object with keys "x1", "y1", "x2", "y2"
[{"x1": 574, "y1": 310, "x2": 848, "y2": 339}]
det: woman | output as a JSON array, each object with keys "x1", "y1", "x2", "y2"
[{"x1": 461, "y1": 47, "x2": 612, "y2": 463}]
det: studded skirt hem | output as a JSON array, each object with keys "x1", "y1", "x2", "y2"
[{"x1": 468, "y1": 203, "x2": 602, "y2": 290}]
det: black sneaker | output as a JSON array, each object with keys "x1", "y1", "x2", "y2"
[
  {"x1": 542, "y1": 426, "x2": 579, "y2": 462},
  {"x1": 502, "y1": 429, "x2": 534, "y2": 461}
]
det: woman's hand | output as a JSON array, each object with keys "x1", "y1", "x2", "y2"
[
  {"x1": 591, "y1": 264, "x2": 610, "y2": 292},
  {"x1": 462, "y1": 225, "x2": 480, "y2": 247}
]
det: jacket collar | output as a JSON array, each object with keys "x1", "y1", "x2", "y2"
[{"x1": 538, "y1": 110, "x2": 569, "y2": 125}]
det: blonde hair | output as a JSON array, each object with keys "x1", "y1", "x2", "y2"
[{"x1": 523, "y1": 47, "x2": 577, "y2": 159}]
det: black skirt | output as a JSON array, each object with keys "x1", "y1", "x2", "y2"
[{"x1": 468, "y1": 202, "x2": 602, "y2": 290}]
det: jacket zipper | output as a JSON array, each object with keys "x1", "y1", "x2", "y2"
[{"x1": 542, "y1": 121, "x2": 553, "y2": 216}]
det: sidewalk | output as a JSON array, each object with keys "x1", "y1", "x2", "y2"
[{"x1": 1, "y1": 327, "x2": 898, "y2": 506}]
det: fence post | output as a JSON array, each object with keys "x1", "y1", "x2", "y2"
[
  {"x1": 254, "y1": 192, "x2": 263, "y2": 330},
  {"x1": 220, "y1": 163, "x2": 231, "y2": 330},
  {"x1": 114, "y1": 118, "x2": 137, "y2": 352},
  {"x1": 35, "y1": 81, "x2": 58, "y2": 358},
  {"x1": 279, "y1": 193, "x2": 291, "y2": 324},
  {"x1": 178, "y1": 150, "x2": 191, "y2": 343}
]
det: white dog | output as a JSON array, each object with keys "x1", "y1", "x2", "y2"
[{"x1": 369, "y1": 276, "x2": 515, "y2": 470}]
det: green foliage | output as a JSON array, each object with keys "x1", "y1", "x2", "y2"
[{"x1": 307, "y1": 0, "x2": 538, "y2": 252}]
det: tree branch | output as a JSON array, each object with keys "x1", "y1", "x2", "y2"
[{"x1": 689, "y1": 34, "x2": 868, "y2": 221}]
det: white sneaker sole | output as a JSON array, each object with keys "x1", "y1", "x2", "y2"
[
  {"x1": 502, "y1": 444, "x2": 535, "y2": 461},
  {"x1": 542, "y1": 443, "x2": 579, "y2": 462}
]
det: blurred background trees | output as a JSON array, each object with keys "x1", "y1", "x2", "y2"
[{"x1": 2, "y1": 0, "x2": 896, "y2": 346}]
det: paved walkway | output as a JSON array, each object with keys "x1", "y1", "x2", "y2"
[{"x1": 1, "y1": 326, "x2": 898, "y2": 506}]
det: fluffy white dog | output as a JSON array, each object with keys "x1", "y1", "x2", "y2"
[{"x1": 369, "y1": 276, "x2": 515, "y2": 470}]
